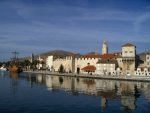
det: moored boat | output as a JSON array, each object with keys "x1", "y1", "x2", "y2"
[
  {"x1": 0, "y1": 65, "x2": 7, "y2": 71},
  {"x1": 9, "y1": 51, "x2": 22, "y2": 73}
]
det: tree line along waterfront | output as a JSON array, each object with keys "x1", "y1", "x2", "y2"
[
  {"x1": 0, "y1": 59, "x2": 65, "y2": 73},
  {"x1": 0, "y1": 59, "x2": 45, "y2": 71}
]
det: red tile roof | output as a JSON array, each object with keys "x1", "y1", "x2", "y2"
[
  {"x1": 80, "y1": 52, "x2": 123, "y2": 60},
  {"x1": 97, "y1": 59, "x2": 117, "y2": 64},
  {"x1": 81, "y1": 65, "x2": 96, "y2": 71},
  {"x1": 82, "y1": 54, "x2": 101, "y2": 58},
  {"x1": 100, "y1": 54, "x2": 116, "y2": 59}
]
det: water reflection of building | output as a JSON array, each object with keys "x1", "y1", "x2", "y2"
[
  {"x1": 33, "y1": 75, "x2": 133, "y2": 111},
  {"x1": 45, "y1": 75, "x2": 52, "y2": 90},
  {"x1": 140, "y1": 83, "x2": 150, "y2": 103},
  {"x1": 25, "y1": 75, "x2": 150, "y2": 112}
]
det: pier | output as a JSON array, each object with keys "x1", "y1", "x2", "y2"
[{"x1": 23, "y1": 70, "x2": 150, "y2": 82}]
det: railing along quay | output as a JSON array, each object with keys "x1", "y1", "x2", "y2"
[{"x1": 23, "y1": 70, "x2": 150, "y2": 82}]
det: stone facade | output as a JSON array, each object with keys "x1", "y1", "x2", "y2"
[
  {"x1": 121, "y1": 43, "x2": 136, "y2": 75},
  {"x1": 44, "y1": 41, "x2": 150, "y2": 76},
  {"x1": 134, "y1": 67, "x2": 150, "y2": 76},
  {"x1": 145, "y1": 54, "x2": 150, "y2": 67},
  {"x1": 46, "y1": 56, "x2": 53, "y2": 71},
  {"x1": 75, "y1": 55, "x2": 100, "y2": 74},
  {"x1": 53, "y1": 56, "x2": 75, "y2": 73},
  {"x1": 96, "y1": 59, "x2": 116, "y2": 75}
]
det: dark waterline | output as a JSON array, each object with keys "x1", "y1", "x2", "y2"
[{"x1": 0, "y1": 71, "x2": 150, "y2": 113}]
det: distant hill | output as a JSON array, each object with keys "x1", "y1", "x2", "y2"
[
  {"x1": 21, "y1": 50, "x2": 81, "y2": 61},
  {"x1": 138, "y1": 51, "x2": 150, "y2": 61},
  {"x1": 40, "y1": 50, "x2": 76, "y2": 57},
  {"x1": 85, "y1": 51, "x2": 100, "y2": 55}
]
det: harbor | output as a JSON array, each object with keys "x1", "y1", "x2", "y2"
[
  {"x1": 23, "y1": 70, "x2": 150, "y2": 82},
  {"x1": 0, "y1": 0, "x2": 150, "y2": 113},
  {"x1": 0, "y1": 71, "x2": 150, "y2": 113}
]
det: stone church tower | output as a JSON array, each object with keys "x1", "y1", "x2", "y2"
[
  {"x1": 102, "y1": 40, "x2": 108, "y2": 55},
  {"x1": 122, "y1": 43, "x2": 136, "y2": 75}
]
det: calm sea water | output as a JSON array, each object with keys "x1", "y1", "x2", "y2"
[{"x1": 0, "y1": 71, "x2": 150, "y2": 113}]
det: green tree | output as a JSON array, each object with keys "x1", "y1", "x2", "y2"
[
  {"x1": 24, "y1": 59, "x2": 31, "y2": 70},
  {"x1": 59, "y1": 64, "x2": 64, "y2": 73},
  {"x1": 40, "y1": 60, "x2": 45, "y2": 69},
  {"x1": 31, "y1": 60, "x2": 39, "y2": 70}
]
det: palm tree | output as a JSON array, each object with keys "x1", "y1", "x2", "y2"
[
  {"x1": 24, "y1": 60, "x2": 31, "y2": 70},
  {"x1": 31, "y1": 60, "x2": 39, "y2": 70}
]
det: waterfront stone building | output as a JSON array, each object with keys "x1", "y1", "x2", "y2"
[
  {"x1": 75, "y1": 54, "x2": 100, "y2": 74},
  {"x1": 44, "y1": 40, "x2": 150, "y2": 76},
  {"x1": 145, "y1": 53, "x2": 150, "y2": 67},
  {"x1": 121, "y1": 43, "x2": 136, "y2": 75},
  {"x1": 95, "y1": 54, "x2": 117, "y2": 75},
  {"x1": 52, "y1": 56, "x2": 75, "y2": 73},
  {"x1": 46, "y1": 56, "x2": 53, "y2": 71}
]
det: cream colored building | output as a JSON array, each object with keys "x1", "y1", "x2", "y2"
[
  {"x1": 45, "y1": 41, "x2": 150, "y2": 76},
  {"x1": 53, "y1": 56, "x2": 75, "y2": 73},
  {"x1": 116, "y1": 56, "x2": 123, "y2": 69},
  {"x1": 37, "y1": 56, "x2": 43, "y2": 69},
  {"x1": 46, "y1": 56, "x2": 53, "y2": 71},
  {"x1": 121, "y1": 43, "x2": 136, "y2": 75},
  {"x1": 145, "y1": 54, "x2": 150, "y2": 67},
  {"x1": 134, "y1": 67, "x2": 150, "y2": 76},
  {"x1": 75, "y1": 54, "x2": 100, "y2": 74},
  {"x1": 96, "y1": 59, "x2": 117, "y2": 75}
]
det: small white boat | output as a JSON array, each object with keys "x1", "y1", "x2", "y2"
[{"x1": 0, "y1": 65, "x2": 7, "y2": 71}]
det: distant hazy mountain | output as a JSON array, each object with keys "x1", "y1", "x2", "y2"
[
  {"x1": 39, "y1": 50, "x2": 79, "y2": 58},
  {"x1": 138, "y1": 51, "x2": 150, "y2": 61},
  {"x1": 85, "y1": 51, "x2": 100, "y2": 55},
  {"x1": 21, "y1": 50, "x2": 81, "y2": 60}
]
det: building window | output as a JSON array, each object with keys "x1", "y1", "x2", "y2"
[
  {"x1": 147, "y1": 57, "x2": 149, "y2": 59},
  {"x1": 125, "y1": 51, "x2": 127, "y2": 53},
  {"x1": 130, "y1": 51, "x2": 133, "y2": 53}
]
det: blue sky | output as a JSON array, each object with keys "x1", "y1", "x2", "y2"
[{"x1": 0, "y1": 0, "x2": 150, "y2": 61}]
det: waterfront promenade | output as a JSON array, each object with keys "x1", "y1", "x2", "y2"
[{"x1": 23, "y1": 70, "x2": 150, "y2": 82}]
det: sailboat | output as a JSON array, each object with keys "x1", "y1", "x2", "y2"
[{"x1": 9, "y1": 51, "x2": 22, "y2": 73}]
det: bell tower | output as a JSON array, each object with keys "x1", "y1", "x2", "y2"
[
  {"x1": 102, "y1": 40, "x2": 108, "y2": 55},
  {"x1": 122, "y1": 43, "x2": 136, "y2": 75}
]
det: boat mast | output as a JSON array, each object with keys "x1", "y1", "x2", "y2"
[{"x1": 11, "y1": 51, "x2": 19, "y2": 62}]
